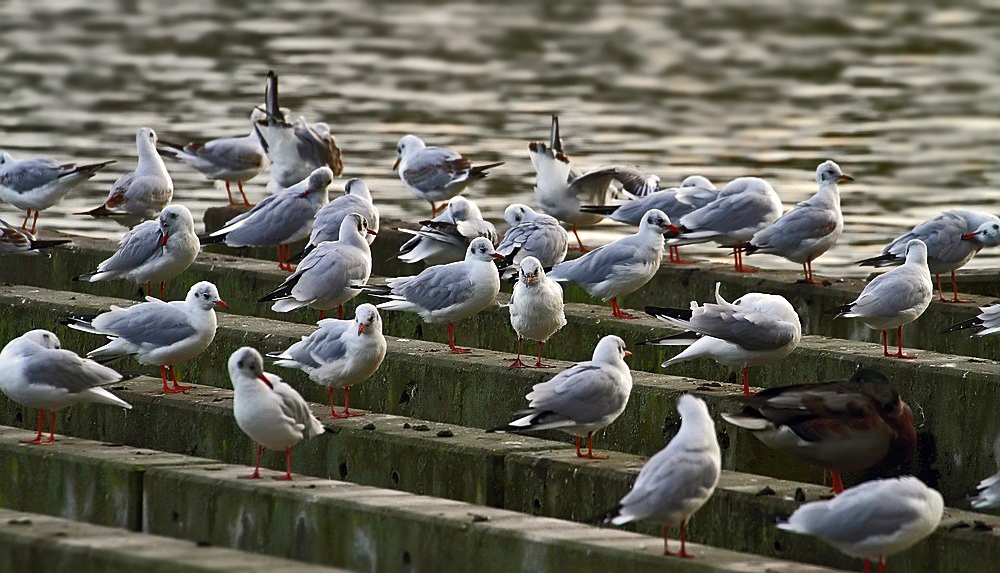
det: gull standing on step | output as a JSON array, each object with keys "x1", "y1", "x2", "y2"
[
  {"x1": 157, "y1": 108, "x2": 268, "y2": 206},
  {"x1": 73, "y1": 204, "x2": 200, "y2": 299},
  {"x1": 547, "y1": 209, "x2": 679, "y2": 319},
  {"x1": 258, "y1": 214, "x2": 374, "y2": 320},
  {"x1": 496, "y1": 204, "x2": 568, "y2": 271},
  {"x1": 643, "y1": 283, "x2": 801, "y2": 395},
  {"x1": 605, "y1": 394, "x2": 721, "y2": 557},
  {"x1": 944, "y1": 301, "x2": 1000, "y2": 337},
  {"x1": 396, "y1": 195, "x2": 497, "y2": 266},
  {"x1": 293, "y1": 177, "x2": 379, "y2": 262},
  {"x1": 62, "y1": 281, "x2": 228, "y2": 394},
  {"x1": 828, "y1": 239, "x2": 932, "y2": 359},
  {"x1": 201, "y1": 166, "x2": 332, "y2": 271},
  {"x1": 744, "y1": 160, "x2": 852, "y2": 283},
  {"x1": 856, "y1": 209, "x2": 1000, "y2": 303},
  {"x1": 268, "y1": 304, "x2": 386, "y2": 418},
  {"x1": 489, "y1": 335, "x2": 632, "y2": 459},
  {"x1": 0, "y1": 151, "x2": 114, "y2": 234},
  {"x1": 507, "y1": 257, "x2": 566, "y2": 368},
  {"x1": 529, "y1": 115, "x2": 660, "y2": 252},
  {"x1": 229, "y1": 347, "x2": 324, "y2": 480},
  {"x1": 0, "y1": 217, "x2": 70, "y2": 254},
  {"x1": 358, "y1": 237, "x2": 501, "y2": 353},
  {"x1": 667, "y1": 176, "x2": 782, "y2": 272},
  {"x1": 78, "y1": 127, "x2": 173, "y2": 228},
  {"x1": 0, "y1": 330, "x2": 131, "y2": 445},
  {"x1": 777, "y1": 476, "x2": 943, "y2": 573},
  {"x1": 394, "y1": 134, "x2": 503, "y2": 218}
]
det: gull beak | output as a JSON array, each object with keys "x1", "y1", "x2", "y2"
[
  {"x1": 961, "y1": 232, "x2": 978, "y2": 241},
  {"x1": 624, "y1": 350, "x2": 632, "y2": 358},
  {"x1": 392, "y1": 157, "x2": 400, "y2": 171},
  {"x1": 837, "y1": 174, "x2": 854, "y2": 183},
  {"x1": 662, "y1": 224, "x2": 682, "y2": 238},
  {"x1": 299, "y1": 190, "x2": 311, "y2": 198},
  {"x1": 367, "y1": 229, "x2": 378, "y2": 236},
  {"x1": 160, "y1": 232, "x2": 169, "y2": 247},
  {"x1": 358, "y1": 323, "x2": 368, "y2": 335},
  {"x1": 491, "y1": 253, "x2": 505, "y2": 260},
  {"x1": 256, "y1": 374, "x2": 273, "y2": 389},
  {"x1": 215, "y1": 299, "x2": 230, "y2": 310}
]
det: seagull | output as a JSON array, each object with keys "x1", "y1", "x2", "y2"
[
  {"x1": 254, "y1": 71, "x2": 343, "y2": 189},
  {"x1": 0, "y1": 329, "x2": 131, "y2": 445},
  {"x1": 668, "y1": 176, "x2": 783, "y2": 272},
  {"x1": 62, "y1": 281, "x2": 228, "y2": 394},
  {"x1": 396, "y1": 196, "x2": 497, "y2": 266},
  {"x1": 971, "y1": 471, "x2": 1000, "y2": 509},
  {"x1": 0, "y1": 217, "x2": 70, "y2": 254},
  {"x1": 229, "y1": 347, "x2": 324, "y2": 480},
  {"x1": 547, "y1": 209, "x2": 679, "y2": 319},
  {"x1": 358, "y1": 237, "x2": 502, "y2": 353},
  {"x1": 488, "y1": 335, "x2": 632, "y2": 459},
  {"x1": 529, "y1": 115, "x2": 661, "y2": 252},
  {"x1": 827, "y1": 239, "x2": 932, "y2": 359},
  {"x1": 201, "y1": 166, "x2": 332, "y2": 271},
  {"x1": 777, "y1": 476, "x2": 943, "y2": 573},
  {"x1": 157, "y1": 108, "x2": 268, "y2": 206},
  {"x1": 722, "y1": 368, "x2": 916, "y2": 493},
  {"x1": 292, "y1": 177, "x2": 379, "y2": 262},
  {"x1": 0, "y1": 152, "x2": 114, "y2": 234},
  {"x1": 944, "y1": 302, "x2": 1000, "y2": 336},
  {"x1": 394, "y1": 134, "x2": 503, "y2": 218},
  {"x1": 77, "y1": 127, "x2": 174, "y2": 228},
  {"x1": 496, "y1": 204, "x2": 568, "y2": 271},
  {"x1": 744, "y1": 160, "x2": 852, "y2": 283},
  {"x1": 258, "y1": 214, "x2": 374, "y2": 320},
  {"x1": 856, "y1": 209, "x2": 1000, "y2": 303},
  {"x1": 507, "y1": 257, "x2": 566, "y2": 368},
  {"x1": 73, "y1": 204, "x2": 200, "y2": 299},
  {"x1": 268, "y1": 304, "x2": 386, "y2": 418},
  {"x1": 604, "y1": 394, "x2": 721, "y2": 557},
  {"x1": 643, "y1": 283, "x2": 801, "y2": 396}
]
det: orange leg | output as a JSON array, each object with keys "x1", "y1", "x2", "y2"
[
  {"x1": 863, "y1": 558, "x2": 873, "y2": 573},
  {"x1": 224, "y1": 181, "x2": 237, "y2": 205},
  {"x1": 892, "y1": 326, "x2": 916, "y2": 359},
  {"x1": 935, "y1": 274, "x2": 947, "y2": 302},
  {"x1": 569, "y1": 224, "x2": 589, "y2": 252},
  {"x1": 44, "y1": 411, "x2": 56, "y2": 445},
  {"x1": 534, "y1": 341, "x2": 554, "y2": 368},
  {"x1": 802, "y1": 260, "x2": 821, "y2": 284},
  {"x1": 677, "y1": 521, "x2": 693, "y2": 558},
  {"x1": 237, "y1": 181, "x2": 253, "y2": 207},
  {"x1": 878, "y1": 557, "x2": 885, "y2": 573},
  {"x1": 273, "y1": 447, "x2": 293, "y2": 481},
  {"x1": 430, "y1": 202, "x2": 439, "y2": 218},
  {"x1": 610, "y1": 297, "x2": 637, "y2": 319},
  {"x1": 447, "y1": 322, "x2": 470, "y2": 354},
  {"x1": 577, "y1": 431, "x2": 608, "y2": 460},
  {"x1": 20, "y1": 410, "x2": 45, "y2": 444},
  {"x1": 159, "y1": 281, "x2": 166, "y2": 300},
  {"x1": 167, "y1": 365, "x2": 194, "y2": 393},
  {"x1": 830, "y1": 470, "x2": 845, "y2": 494},
  {"x1": 20, "y1": 210, "x2": 30, "y2": 229},
  {"x1": 508, "y1": 339, "x2": 528, "y2": 369},
  {"x1": 881, "y1": 330, "x2": 890, "y2": 357},
  {"x1": 146, "y1": 282, "x2": 153, "y2": 297},
  {"x1": 29, "y1": 211, "x2": 39, "y2": 234},
  {"x1": 732, "y1": 245, "x2": 757, "y2": 273},
  {"x1": 341, "y1": 386, "x2": 364, "y2": 417},
  {"x1": 741, "y1": 367, "x2": 753, "y2": 396},
  {"x1": 949, "y1": 271, "x2": 968, "y2": 303},
  {"x1": 667, "y1": 245, "x2": 694, "y2": 264},
  {"x1": 337, "y1": 305, "x2": 344, "y2": 320},
  {"x1": 318, "y1": 309, "x2": 325, "y2": 320},
  {"x1": 239, "y1": 445, "x2": 264, "y2": 479}
]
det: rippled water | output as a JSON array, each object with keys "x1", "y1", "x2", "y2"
[{"x1": 3, "y1": 0, "x2": 1000, "y2": 276}]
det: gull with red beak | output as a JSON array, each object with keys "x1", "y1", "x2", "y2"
[
  {"x1": 507, "y1": 256, "x2": 566, "y2": 368},
  {"x1": 201, "y1": 166, "x2": 332, "y2": 271},
  {"x1": 394, "y1": 134, "x2": 503, "y2": 218},
  {"x1": 62, "y1": 281, "x2": 228, "y2": 394},
  {"x1": 229, "y1": 347, "x2": 324, "y2": 480},
  {"x1": 268, "y1": 304, "x2": 386, "y2": 418},
  {"x1": 74, "y1": 204, "x2": 199, "y2": 299}
]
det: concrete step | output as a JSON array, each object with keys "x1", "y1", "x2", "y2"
[{"x1": 0, "y1": 426, "x2": 846, "y2": 573}]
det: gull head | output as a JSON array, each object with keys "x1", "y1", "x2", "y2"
[
  {"x1": 816, "y1": 160, "x2": 853, "y2": 185},
  {"x1": 592, "y1": 335, "x2": 631, "y2": 364},
  {"x1": 228, "y1": 347, "x2": 272, "y2": 389},
  {"x1": 640, "y1": 209, "x2": 681, "y2": 237},
  {"x1": 961, "y1": 220, "x2": 1000, "y2": 247},
  {"x1": 518, "y1": 256, "x2": 546, "y2": 286},
  {"x1": 301, "y1": 167, "x2": 334, "y2": 198},
  {"x1": 158, "y1": 205, "x2": 195, "y2": 243},
  {"x1": 467, "y1": 236, "x2": 502, "y2": 263},
  {"x1": 354, "y1": 303, "x2": 382, "y2": 336},
  {"x1": 504, "y1": 203, "x2": 539, "y2": 226},
  {"x1": 21, "y1": 329, "x2": 61, "y2": 350},
  {"x1": 187, "y1": 281, "x2": 228, "y2": 311},
  {"x1": 680, "y1": 175, "x2": 715, "y2": 190},
  {"x1": 136, "y1": 127, "x2": 158, "y2": 147},
  {"x1": 904, "y1": 239, "x2": 928, "y2": 265},
  {"x1": 446, "y1": 196, "x2": 482, "y2": 222},
  {"x1": 0, "y1": 151, "x2": 13, "y2": 166},
  {"x1": 677, "y1": 394, "x2": 712, "y2": 425},
  {"x1": 344, "y1": 178, "x2": 372, "y2": 200},
  {"x1": 340, "y1": 213, "x2": 375, "y2": 240},
  {"x1": 394, "y1": 134, "x2": 427, "y2": 169}
]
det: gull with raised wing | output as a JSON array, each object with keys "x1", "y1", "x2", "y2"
[
  {"x1": 944, "y1": 302, "x2": 1000, "y2": 337},
  {"x1": 668, "y1": 176, "x2": 782, "y2": 272},
  {"x1": 396, "y1": 195, "x2": 497, "y2": 266},
  {"x1": 722, "y1": 368, "x2": 916, "y2": 493},
  {"x1": 0, "y1": 217, "x2": 70, "y2": 254},
  {"x1": 0, "y1": 329, "x2": 131, "y2": 445},
  {"x1": 62, "y1": 281, "x2": 228, "y2": 394},
  {"x1": 496, "y1": 204, "x2": 568, "y2": 271},
  {"x1": 201, "y1": 166, "x2": 331, "y2": 271},
  {"x1": 293, "y1": 177, "x2": 379, "y2": 262},
  {"x1": 643, "y1": 283, "x2": 801, "y2": 395},
  {"x1": 157, "y1": 109, "x2": 268, "y2": 206},
  {"x1": 73, "y1": 204, "x2": 200, "y2": 299},
  {"x1": 258, "y1": 214, "x2": 374, "y2": 320},
  {"x1": 547, "y1": 209, "x2": 679, "y2": 319},
  {"x1": 828, "y1": 239, "x2": 932, "y2": 359},
  {"x1": 229, "y1": 347, "x2": 324, "y2": 480},
  {"x1": 358, "y1": 237, "x2": 501, "y2": 353},
  {"x1": 0, "y1": 152, "x2": 113, "y2": 233},
  {"x1": 394, "y1": 134, "x2": 502, "y2": 218},
  {"x1": 268, "y1": 304, "x2": 386, "y2": 418},
  {"x1": 857, "y1": 209, "x2": 1000, "y2": 303},
  {"x1": 744, "y1": 160, "x2": 852, "y2": 283},
  {"x1": 605, "y1": 394, "x2": 721, "y2": 557},
  {"x1": 78, "y1": 128, "x2": 173, "y2": 228},
  {"x1": 507, "y1": 257, "x2": 566, "y2": 368},
  {"x1": 488, "y1": 335, "x2": 632, "y2": 459},
  {"x1": 778, "y1": 476, "x2": 943, "y2": 573}
]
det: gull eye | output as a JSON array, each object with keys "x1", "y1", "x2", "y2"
[{"x1": 203, "y1": 292, "x2": 209, "y2": 299}]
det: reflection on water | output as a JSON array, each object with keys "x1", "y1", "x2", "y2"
[{"x1": 2, "y1": 0, "x2": 1000, "y2": 276}]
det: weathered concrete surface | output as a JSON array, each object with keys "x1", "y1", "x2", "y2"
[{"x1": 0, "y1": 508, "x2": 343, "y2": 573}]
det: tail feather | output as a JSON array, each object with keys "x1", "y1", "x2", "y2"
[
  {"x1": 352, "y1": 284, "x2": 393, "y2": 297},
  {"x1": 75, "y1": 204, "x2": 119, "y2": 218},
  {"x1": 486, "y1": 410, "x2": 569, "y2": 433},
  {"x1": 28, "y1": 238, "x2": 71, "y2": 251},
  {"x1": 855, "y1": 253, "x2": 902, "y2": 268},
  {"x1": 469, "y1": 161, "x2": 504, "y2": 178},
  {"x1": 742, "y1": 243, "x2": 760, "y2": 256},
  {"x1": 578, "y1": 205, "x2": 618, "y2": 215},
  {"x1": 84, "y1": 387, "x2": 132, "y2": 410},
  {"x1": 644, "y1": 306, "x2": 693, "y2": 321},
  {"x1": 258, "y1": 274, "x2": 302, "y2": 303},
  {"x1": 943, "y1": 316, "x2": 983, "y2": 334},
  {"x1": 638, "y1": 331, "x2": 700, "y2": 346},
  {"x1": 600, "y1": 504, "x2": 631, "y2": 526},
  {"x1": 67, "y1": 160, "x2": 115, "y2": 179},
  {"x1": 824, "y1": 303, "x2": 855, "y2": 316},
  {"x1": 60, "y1": 315, "x2": 102, "y2": 335},
  {"x1": 198, "y1": 231, "x2": 228, "y2": 246}
]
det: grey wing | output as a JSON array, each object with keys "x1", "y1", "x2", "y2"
[
  {"x1": 227, "y1": 195, "x2": 312, "y2": 245},
  {"x1": 293, "y1": 245, "x2": 370, "y2": 298},
  {"x1": 403, "y1": 147, "x2": 467, "y2": 191},
  {"x1": 686, "y1": 306, "x2": 798, "y2": 351},
  {"x1": 398, "y1": 265, "x2": 476, "y2": 311},
  {"x1": 219, "y1": 192, "x2": 282, "y2": 229},
  {"x1": 456, "y1": 219, "x2": 497, "y2": 243},
  {"x1": 97, "y1": 221, "x2": 163, "y2": 272},
  {"x1": 0, "y1": 159, "x2": 63, "y2": 192},
  {"x1": 850, "y1": 268, "x2": 928, "y2": 316},
  {"x1": 528, "y1": 364, "x2": 623, "y2": 423},
  {"x1": 272, "y1": 381, "x2": 317, "y2": 429},
  {"x1": 620, "y1": 446, "x2": 719, "y2": 514},
  {"x1": 202, "y1": 138, "x2": 264, "y2": 170},
  {"x1": 24, "y1": 347, "x2": 121, "y2": 393},
  {"x1": 108, "y1": 172, "x2": 136, "y2": 198},
  {"x1": 94, "y1": 300, "x2": 198, "y2": 347},
  {"x1": 292, "y1": 122, "x2": 334, "y2": 170},
  {"x1": 546, "y1": 241, "x2": 632, "y2": 284},
  {"x1": 753, "y1": 205, "x2": 837, "y2": 249},
  {"x1": 681, "y1": 191, "x2": 766, "y2": 234},
  {"x1": 802, "y1": 494, "x2": 925, "y2": 545},
  {"x1": 884, "y1": 212, "x2": 962, "y2": 258}
]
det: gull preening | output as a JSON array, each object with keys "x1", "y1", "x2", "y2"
[
  {"x1": 944, "y1": 302, "x2": 1000, "y2": 337},
  {"x1": 396, "y1": 196, "x2": 497, "y2": 266},
  {"x1": 489, "y1": 335, "x2": 632, "y2": 459},
  {"x1": 269, "y1": 304, "x2": 386, "y2": 418},
  {"x1": 63, "y1": 281, "x2": 228, "y2": 394},
  {"x1": 0, "y1": 217, "x2": 70, "y2": 254},
  {"x1": 74, "y1": 204, "x2": 200, "y2": 299},
  {"x1": 0, "y1": 329, "x2": 131, "y2": 445},
  {"x1": 506, "y1": 256, "x2": 566, "y2": 368},
  {"x1": 644, "y1": 283, "x2": 801, "y2": 396},
  {"x1": 496, "y1": 204, "x2": 568, "y2": 271},
  {"x1": 157, "y1": 109, "x2": 268, "y2": 206},
  {"x1": 857, "y1": 209, "x2": 1000, "y2": 303},
  {"x1": 605, "y1": 394, "x2": 721, "y2": 557},
  {"x1": 78, "y1": 127, "x2": 173, "y2": 228},
  {"x1": 295, "y1": 177, "x2": 379, "y2": 262},
  {"x1": 722, "y1": 368, "x2": 916, "y2": 493},
  {"x1": 229, "y1": 347, "x2": 324, "y2": 480},
  {"x1": 828, "y1": 239, "x2": 932, "y2": 359},
  {"x1": 777, "y1": 476, "x2": 943, "y2": 573},
  {"x1": 0, "y1": 151, "x2": 113, "y2": 234},
  {"x1": 547, "y1": 209, "x2": 679, "y2": 319},
  {"x1": 744, "y1": 160, "x2": 851, "y2": 283},
  {"x1": 394, "y1": 134, "x2": 503, "y2": 218}
]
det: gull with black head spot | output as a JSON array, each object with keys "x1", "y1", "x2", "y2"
[{"x1": 394, "y1": 134, "x2": 503, "y2": 218}]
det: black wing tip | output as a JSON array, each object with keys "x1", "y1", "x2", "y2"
[
  {"x1": 29, "y1": 239, "x2": 71, "y2": 250},
  {"x1": 643, "y1": 305, "x2": 692, "y2": 320},
  {"x1": 579, "y1": 205, "x2": 617, "y2": 215},
  {"x1": 823, "y1": 303, "x2": 854, "y2": 316},
  {"x1": 855, "y1": 253, "x2": 899, "y2": 267},
  {"x1": 198, "y1": 232, "x2": 227, "y2": 245},
  {"x1": 943, "y1": 317, "x2": 982, "y2": 334},
  {"x1": 598, "y1": 504, "x2": 624, "y2": 525}
]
